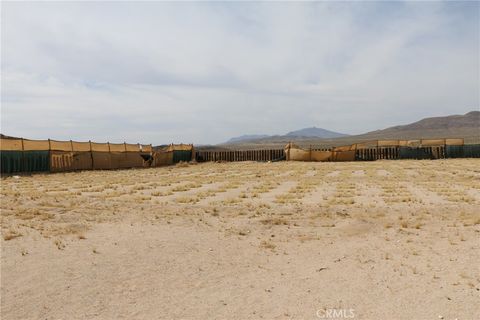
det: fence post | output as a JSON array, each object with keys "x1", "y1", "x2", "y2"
[{"x1": 89, "y1": 140, "x2": 94, "y2": 169}]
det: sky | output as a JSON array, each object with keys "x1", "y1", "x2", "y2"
[{"x1": 1, "y1": 1, "x2": 479, "y2": 145}]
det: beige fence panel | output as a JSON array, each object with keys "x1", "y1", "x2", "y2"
[
  {"x1": 50, "y1": 152, "x2": 74, "y2": 172},
  {"x1": 110, "y1": 152, "x2": 144, "y2": 168},
  {"x1": 23, "y1": 139, "x2": 50, "y2": 150},
  {"x1": 421, "y1": 139, "x2": 446, "y2": 146},
  {"x1": 50, "y1": 140, "x2": 73, "y2": 151},
  {"x1": 165, "y1": 144, "x2": 193, "y2": 152},
  {"x1": 72, "y1": 141, "x2": 91, "y2": 152},
  {"x1": 91, "y1": 142, "x2": 109, "y2": 152},
  {"x1": 445, "y1": 138, "x2": 464, "y2": 146},
  {"x1": 406, "y1": 140, "x2": 421, "y2": 147},
  {"x1": 311, "y1": 150, "x2": 332, "y2": 161},
  {"x1": 355, "y1": 141, "x2": 378, "y2": 149},
  {"x1": 333, "y1": 145, "x2": 354, "y2": 152},
  {"x1": 153, "y1": 151, "x2": 173, "y2": 166},
  {"x1": 125, "y1": 143, "x2": 139, "y2": 152},
  {"x1": 50, "y1": 151, "x2": 93, "y2": 172},
  {"x1": 332, "y1": 150, "x2": 356, "y2": 161},
  {"x1": 109, "y1": 143, "x2": 126, "y2": 152},
  {"x1": 287, "y1": 147, "x2": 311, "y2": 161},
  {"x1": 141, "y1": 144, "x2": 152, "y2": 152},
  {"x1": 0, "y1": 138, "x2": 23, "y2": 150},
  {"x1": 92, "y1": 152, "x2": 112, "y2": 169},
  {"x1": 378, "y1": 140, "x2": 400, "y2": 147}
]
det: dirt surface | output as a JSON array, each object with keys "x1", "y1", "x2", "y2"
[{"x1": 1, "y1": 160, "x2": 480, "y2": 319}]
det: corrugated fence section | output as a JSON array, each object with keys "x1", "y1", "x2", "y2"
[{"x1": 1, "y1": 151, "x2": 50, "y2": 174}]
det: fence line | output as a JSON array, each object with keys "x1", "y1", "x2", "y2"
[
  {"x1": 0, "y1": 138, "x2": 152, "y2": 153},
  {"x1": 195, "y1": 149, "x2": 285, "y2": 162}
]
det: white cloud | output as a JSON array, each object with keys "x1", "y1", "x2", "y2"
[{"x1": 1, "y1": 1, "x2": 478, "y2": 144}]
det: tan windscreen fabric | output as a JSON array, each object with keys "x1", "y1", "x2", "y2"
[
  {"x1": 166, "y1": 144, "x2": 193, "y2": 151},
  {"x1": 92, "y1": 152, "x2": 112, "y2": 169},
  {"x1": 445, "y1": 138, "x2": 464, "y2": 146},
  {"x1": 355, "y1": 141, "x2": 377, "y2": 149},
  {"x1": 407, "y1": 140, "x2": 421, "y2": 147},
  {"x1": 91, "y1": 142, "x2": 110, "y2": 152},
  {"x1": 50, "y1": 140, "x2": 73, "y2": 151},
  {"x1": 0, "y1": 138, "x2": 23, "y2": 150},
  {"x1": 378, "y1": 140, "x2": 400, "y2": 147},
  {"x1": 125, "y1": 143, "x2": 139, "y2": 152},
  {"x1": 421, "y1": 139, "x2": 445, "y2": 146},
  {"x1": 110, "y1": 152, "x2": 144, "y2": 168},
  {"x1": 23, "y1": 139, "x2": 50, "y2": 150},
  {"x1": 50, "y1": 152, "x2": 74, "y2": 172},
  {"x1": 109, "y1": 143, "x2": 126, "y2": 152},
  {"x1": 50, "y1": 151, "x2": 93, "y2": 172},
  {"x1": 333, "y1": 145, "x2": 354, "y2": 152},
  {"x1": 288, "y1": 148, "x2": 311, "y2": 161},
  {"x1": 332, "y1": 150, "x2": 356, "y2": 161},
  {"x1": 141, "y1": 144, "x2": 152, "y2": 152},
  {"x1": 398, "y1": 140, "x2": 409, "y2": 146},
  {"x1": 153, "y1": 151, "x2": 173, "y2": 166},
  {"x1": 72, "y1": 141, "x2": 91, "y2": 152},
  {"x1": 72, "y1": 152, "x2": 93, "y2": 170},
  {"x1": 311, "y1": 150, "x2": 332, "y2": 161}
]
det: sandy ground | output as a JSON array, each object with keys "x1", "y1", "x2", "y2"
[{"x1": 1, "y1": 159, "x2": 479, "y2": 320}]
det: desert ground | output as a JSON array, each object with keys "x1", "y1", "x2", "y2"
[{"x1": 1, "y1": 159, "x2": 479, "y2": 320}]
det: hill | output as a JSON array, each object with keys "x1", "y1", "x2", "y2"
[
  {"x1": 286, "y1": 127, "x2": 348, "y2": 138},
  {"x1": 218, "y1": 111, "x2": 479, "y2": 150},
  {"x1": 225, "y1": 134, "x2": 270, "y2": 144},
  {"x1": 223, "y1": 127, "x2": 348, "y2": 145}
]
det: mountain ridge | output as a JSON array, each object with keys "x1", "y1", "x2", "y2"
[
  {"x1": 213, "y1": 111, "x2": 479, "y2": 150},
  {"x1": 224, "y1": 126, "x2": 348, "y2": 144}
]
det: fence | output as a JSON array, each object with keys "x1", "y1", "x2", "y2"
[
  {"x1": 153, "y1": 144, "x2": 195, "y2": 166},
  {"x1": 195, "y1": 149, "x2": 285, "y2": 162},
  {"x1": 1, "y1": 138, "x2": 153, "y2": 174},
  {"x1": 2, "y1": 136, "x2": 478, "y2": 174},
  {"x1": 285, "y1": 139, "x2": 480, "y2": 162},
  {"x1": 1, "y1": 151, "x2": 50, "y2": 174}
]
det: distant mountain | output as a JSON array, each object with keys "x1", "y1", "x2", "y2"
[
  {"x1": 223, "y1": 127, "x2": 348, "y2": 144},
  {"x1": 217, "y1": 111, "x2": 479, "y2": 150},
  {"x1": 358, "y1": 111, "x2": 479, "y2": 140},
  {"x1": 226, "y1": 134, "x2": 270, "y2": 144},
  {"x1": 286, "y1": 127, "x2": 348, "y2": 138}
]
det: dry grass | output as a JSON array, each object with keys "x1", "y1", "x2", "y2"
[{"x1": 1, "y1": 159, "x2": 479, "y2": 241}]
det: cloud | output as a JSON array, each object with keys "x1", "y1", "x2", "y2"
[{"x1": 1, "y1": 1, "x2": 478, "y2": 144}]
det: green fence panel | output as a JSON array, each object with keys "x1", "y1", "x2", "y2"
[
  {"x1": 446, "y1": 145, "x2": 480, "y2": 158},
  {"x1": 1, "y1": 151, "x2": 22, "y2": 174},
  {"x1": 172, "y1": 150, "x2": 192, "y2": 163},
  {"x1": 445, "y1": 145, "x2": 463, "y2": 158},
  {"x1": 25, "y1": 151, "x2": 50, "y2": 172},
  {"x1": 464, "y1": 144, "x2": 480, "y2": 158},
  {"x1": 398, "y1": 147, "x2": 433, "y2": 160},
  {"x1": 1, "y1": 151, "x2": 50, "y2": 174}
]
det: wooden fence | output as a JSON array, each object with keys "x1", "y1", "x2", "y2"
[{"x1": 195, "y1": 149, "x2": 285, "y2": 162}]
